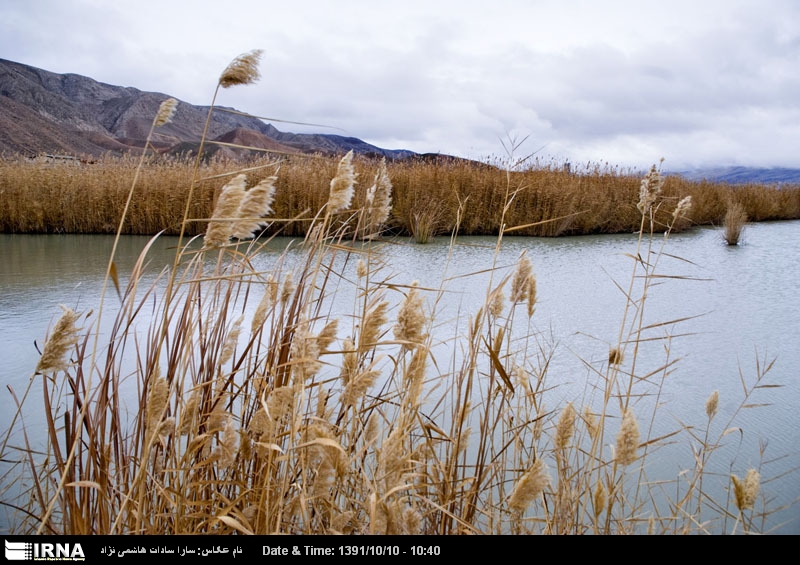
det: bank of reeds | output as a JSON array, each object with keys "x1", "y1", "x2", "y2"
[
  {"x1": 0, "y1": 51, "x2": 792, "y2": 535},
  {"x1": 2, "y1": 152, "x2": 799, "y2": 240}
]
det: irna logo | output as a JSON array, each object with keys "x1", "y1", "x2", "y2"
[{"x1": 5, "y1": 541, "x2": 85, "y2": 561}]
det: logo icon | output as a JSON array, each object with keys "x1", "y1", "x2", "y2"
[
  {"x1": 5, "y1": 541, "x2": 32, "y2": 561},
  {"x1": 4, "y1": 541, "x2": 85, "y2": 561}
]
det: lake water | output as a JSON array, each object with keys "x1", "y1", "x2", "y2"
[{"x1": 1, "y1": 221, "x2": 798, "y2": 534}]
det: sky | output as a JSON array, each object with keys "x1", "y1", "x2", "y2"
[{"x1": 2, "y1": 0, "x2": 799, "y2": 172}]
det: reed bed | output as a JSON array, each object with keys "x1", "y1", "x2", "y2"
[
  {"x1": 2, "y1": 153, "x2": 799, "y2": 240},
  {"x1": 1, "y1": 51, "x2": 794, "y2": 535}
]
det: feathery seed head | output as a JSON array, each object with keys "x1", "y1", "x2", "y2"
[
  {"x1": 489, "y1": 284, "x2": 505, "y2": 318},
  {"x1": 290, "y1": 318, "x2": 322, "y2": 384},
  {"x1": 36, "y1": 305, "x2": 81, "y2": 374},
  {"x1": 364, "y1": 158, "x2": 393, "y2": 235},
  {"x1": 403, "y1": 346, "x2": 427, "y2": 410},
  {"x1": 508, "y1": 458, "x2": 550, "y2": 514},
  {"x1": 356, "y1": 259, "x2": 368, "y2": 279},
  {"x1": 533, "y1": 406, "x2": 545, "y2": 441},
  {"x1": 146, "y1": 376, "x2": 170, "y2": 432},
  {"x1": 731, "y1": 469, "x2": 760, "y2": 511},
  {"x1": 705, "y1": 390, "x2": 719, "y2": 419},
  {"x1": 510, "y1": 251, "x2": 534, "y2": 304},
  {"x1": 394, "y1": 282, "x2": 427, "y2": 348},
  {"x1": 204, "y1": 174, "x2": 247, "y2": 247},
  {"x1": 525, "y1": 275, "x2": 537, "y2": 318},
  {"x1": 154, "y1": 98, "x2": 178, "y2": 127},
  {"x1": 615, "y1": 408, "x2": 640, "y2": 466},
  {"x1": 316, "y1": 318, "x2": 339, "y2": 353},
  {"x1": 219, "y1": 49, "x2": 263, "y2": 88},
  {"x1": 637, "y1": 164, "x2": 665, "y2": 215},
  {"x1": 342, "y1": 367, "x2": 380, "y2": 407},
  {"x1": 555, "y1": 402, "x2": 577, "y2": 451},
  {"x1": 359, "y1": 297, "x2": 388, "y2": 351},
  {"x1": 673, "y1": 195, "x2": 693, "y2": 222},
  {"x1": 211, "y1": 415, "x2": 239, "y2": 469},
  {"x1": 583, "y1": 406, "x2": 599, "y2": 441},
  {"x1": 178, "y1": 390, "x2": 200, "y2": 436},
  {"x1": 219, "y1": 316, "x2": 243, "y2": 367},
  {"x1": 593, "y1": 480, "x2": 607, "y2": 518},
  {"x1": 327, "y1": 150, "x2": 356, "y2": 213},
  {"x1": 231, "y1": 175, "x2": 277, "y2": 240},
  {"x1": 280, "y1": 273, "x2": 295, "y2": 304}
]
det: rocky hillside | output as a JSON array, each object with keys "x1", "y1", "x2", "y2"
[{"x1": 0, "y1": 58, "x2": 415, "y2": 160}]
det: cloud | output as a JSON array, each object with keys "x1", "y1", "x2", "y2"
[{"x1": 2, "y1": 0, "x2": 799, "y2": 169}]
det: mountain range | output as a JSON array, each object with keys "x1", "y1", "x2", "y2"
[
  {"x1": 1, "y1": 58, "x2": 799, "y2": 185},
  {"x1": 0, "y1": 58, "x2": 416, "y2": 161}
]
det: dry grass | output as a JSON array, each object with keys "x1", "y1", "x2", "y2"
[
  {"x1": 2, "y1": 153, "x2": 799, "y2": 239},
  {"x1": 723, "y1": 201, "x2": 749, "y2": 245},
  {"x1": 1, "y1": 52, "x2": 795, "y2": 536}
]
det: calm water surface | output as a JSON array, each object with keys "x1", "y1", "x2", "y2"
[{"x1": 1, "y1": 222, "x2": 798, "y2": 533}]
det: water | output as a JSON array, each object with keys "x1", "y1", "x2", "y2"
[{"x1": 1, "y1": 222, "x2": 798, "y2": 534}]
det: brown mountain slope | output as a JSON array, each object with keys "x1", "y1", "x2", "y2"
[{"x1": 0, "y1": 58, "x2": 416, "y2": 160}]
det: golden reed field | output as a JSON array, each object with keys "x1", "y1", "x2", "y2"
[
  {"x1": 2, "y1": 149, "x2": 799, "y2": 242},
  {"x1": 2, "y1": 50, "x2": 798, "y2": 535}
]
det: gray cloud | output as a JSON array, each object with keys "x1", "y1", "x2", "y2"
[{"x1": 2, "y1": 0, "x2": 799, "y2": 170}]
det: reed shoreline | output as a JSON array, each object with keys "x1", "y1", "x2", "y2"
[{"x1": 2, "y1": 153, "x2": 799, "y2": 240}]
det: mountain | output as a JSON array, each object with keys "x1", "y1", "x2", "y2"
[
  {"x1": 673, "y1": 166, "x2": 800, "y2": 186},
  {"x1": 0, "y1": 58, "x2": 415, "y2": 160}
]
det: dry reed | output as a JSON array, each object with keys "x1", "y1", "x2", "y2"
[
  {"x1": 2, "y1": 153, "x2": 799, "y2": 237},
  {"x1": 723, "y1": 201, "x2": 748, "y2": 245}
]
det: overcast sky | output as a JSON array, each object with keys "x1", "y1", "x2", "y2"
[{"x1": 2, "y1": 0, "x2": 799, "y2": 171}]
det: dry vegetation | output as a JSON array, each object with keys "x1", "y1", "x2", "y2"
[
  {"x1": 723, "y1": 201, "x2": 749, "y2": 245},
  {"x1": 1, "y1": 51, "x2": 795, "y2": 535},
  {"x1": 2, "y1": 150, "x2": 799, "y2": 241}
]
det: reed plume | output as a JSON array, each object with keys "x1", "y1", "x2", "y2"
[
  {"x1": 393, "y1": 281, "x2": 427, "y2": 348},
  {"x1": 510, "y1": 251, "x2": 533, "y2": 304},
  {"x1": 145, "y1": 375, "x2": 169, "y2": 433},
  {"x1": 488, "y1": 284, "x2": 505, "y2": 318},
  {"x1": 154, "y1": 98, "x2": 178, "y2": 127},
  {"x1": 327, "y1": 150, "x2": 356, "y2": 213},
  {"x1": 35, "y1": 305, "x2": 81, "y2": 374},
  {"x1": 732, "y1": 469, "x2": 760, "y2": 511},
  {"x1": 593, "y1": 480, "x2": 607, "y2": 518},
  {"x1": 705, "y1": 390, "x2": 719, "y2": 419},
  {"x1": 363, "y1": 157, "x2": 393, "y2": 237},
  {"x1": 615, "y1": 408, "x2": 640, "y2": 466},
  {"x1": 358, "y1": 297, "x2": 389, "y2": 351},
  {"x1": 204, "y1": 174, "x2": 247, "y2": 247},
  {"x1": 583, "y1": 406, "x2": 599, "y2": 441},
  {"x1": 219, "y1": 49, "x2": 263, "y2": 88},
  {"x1": 508, "y1": 458, "x2": 550, "y2": 514},
  {"x1": 555, "y1": 402, "x2": 577, "y2": 451},
  {"x1": 637, "y1": 163, "x2": 665, "y2": 215},
  {"x1": 211, "y1": 415, "x2": 239, "y2": 469},
  {"x1": 231, "y1": 174, "x2": 277, "y2": 240},
  {"x1": 672, "y1": 195, "x2": 692, "y2": 222}
]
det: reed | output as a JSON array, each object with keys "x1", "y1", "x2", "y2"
[
  {"x1": 1, "y1": 52, "x2": 795, "y2": 536},
  {"x1": 723, "y1": 200, "x2": 748, "y2": 245},
  {"x1": 2, "y1": 154, "x2": 800, "y2": 238}
]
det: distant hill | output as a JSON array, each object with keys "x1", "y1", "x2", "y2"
[
  {"x1": 0, "y1": 58, "x2": 416, "y2": 160},
  {"x1": 673, "y1": 166, "x2": 800, "y2": 186}
]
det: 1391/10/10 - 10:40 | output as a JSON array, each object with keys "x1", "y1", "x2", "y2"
[{"x1": 337, "y1": 546, "x2": 441, "y2": 556}]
